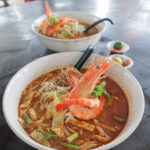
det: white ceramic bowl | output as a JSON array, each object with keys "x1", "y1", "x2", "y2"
[
  {"x1": 107, "y1": 40, "x2": 130, "y2": 53},
  {"x1": 31, "y1": 11, "x2": 106, "y2": 52},
  {"x1": 3, "y1": 52, "x2": 144, "y2": 150},
  {"x1": 109, "y1": 54, "x2": 133, "y2": 69}
]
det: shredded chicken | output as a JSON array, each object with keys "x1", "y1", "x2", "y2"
[
  {"x1": 20, "y1": 91, "x2": 35, "y2": 109},
  {"x1": 93, "y1": 119, "x2": 116, "y2": 132},
  {"x1": 19, "y1": 109, "x2": 26, "y2": 117},
  {"x1": 92, "y1": 126, "x2": 111, "y2": 142},
  {"x1": 65, "y1": 112, "x2": 73, "y2": 123},
  {"x1": 80, "y1": 141, "x2": 98, "y2": 150},
  {"x1": 45, "y1": 102, "x2": 53, "y2": 119},
  {"x1": 18, "y1": 117, "x2": 24, "y2": 125},
  {"x1": 29, "y1": 108, "x2": 37, "y2": 120},
  {"x1": 114, "y1": 124, "x2": 121, "y2": 130},
  {"x1": 68, "y1": 117, "x2": 95, "y2": 132},
  {"x1": 64, "y1": 127, "x2": 71, "y2": 136},
  {"x1": 75, "y1": 139, "x2": 85, "y2": 145},
  {"x1": 66, "y1": 126, "x2": 76, "y2": 133},
  {"x1": 80, "y1": 128, "x2": 83, "y2": 135},
  {"x1": 34, "y1": 117, "x2": 44, "y2": 126},
  {"x1": 30, "y1": 130, "x2": 50, "y2": 147}
]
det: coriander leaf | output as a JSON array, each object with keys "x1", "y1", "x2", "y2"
[
  {"x1": 50, "y1": 15, "x2": 59, "y2": 26},
  {"x1": 104, "y1": 90, "x2": 110, "y2": 100},
  {"x1": 64, "y1": 31, "x2": 68, "y2": 37},
  {"x1": 44, "y1": 33, "x2": 49, "y2": 36},
  {"x1": 56, "y1": 87, "x2": 59, "y2": 97},
  {"x1": 35, "y1": 26, "x2": 40, "y2": 31},
  {"x1": 95, "y1": 81, "x2": 106, "y2": 91}
]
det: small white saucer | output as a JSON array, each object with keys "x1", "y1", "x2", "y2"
[
  {"x1": 109, "y1": 54, "x2": 133, "y2": 69},
  {"x1": 107, "y1": 40, "x2": 130, "y2": 53}
]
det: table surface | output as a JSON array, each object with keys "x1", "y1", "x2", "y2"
[{"x1": 0, "y1": 0, "x2": 150, "y2": 149}]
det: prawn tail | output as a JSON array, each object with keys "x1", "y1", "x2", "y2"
[{"x1": 45, "y1": 1, "x2": 52, "y2": 18}]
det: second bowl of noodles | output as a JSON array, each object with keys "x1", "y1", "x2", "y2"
[{"x1": 32, "y1": 11, "x2": 106, "y2": 52}]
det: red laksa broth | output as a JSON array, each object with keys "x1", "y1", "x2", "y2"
[{"x1": 18, "y1": 63, "x2": 128, "y2": 150}]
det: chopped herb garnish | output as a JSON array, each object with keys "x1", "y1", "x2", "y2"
[
  {"x1": 92, "y1": 89, "x2": 104, "y2": 98},
  {"x1": 50, "y1": 15, "x2": 59, "y2": 26},
  {"x1": 60, "y1": 142, "x2": 79, "y2": 150},
  {"x1": 35, "y1": 26, "x2": 40, "y2": 31},
  {"x1": 39, "y1": 129, "x2": 47, "y2": 135},
  {"x1": 92, "y1": 90, "x2": 99, "y2": 98},
  {"x1": 67, "y1": 133, "x2": 78, "y2": 143},
  {"x1": 22, "y1": 113, "x2": 32, "y2": 124},
  {"x1": 65, "y1": 23, "x2": 71, "y2": 25},
  {"x1": 56, "y1": 87, "x2": 60, "y2": 97},
  {"x1": 44, "y1": 33, "x2": 49, "y2": 36},
  {"x1": 92, "y1": 81, "x2": 106, "y2": 98},
  {"x1": 41, "y1": 81, "x2": 49, "y2": 86},
  {"x1": 104, "y1": 90, "x2": 110, "y2": 100},
  {"x1": 39, "y1": 128, "x2": 58, "y2": 141},
  {"x1": 95, "y1": 81, "x2": 106, "y2": 91},
  {"x1": 113, "y1": 115, "x2": 124, "y2": 122},
  {"x1": 64, "y1": 31, "x2": 69, "y2": 37},
  {"x1": 92, "y1": 81, "x2": 111, "y2": 102},
  {"x1": 43, "y1": 133, "x2": 58, "y2": 141}
]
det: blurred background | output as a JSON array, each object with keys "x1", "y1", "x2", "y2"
[{"x1": 0, "y1": 0, "x2": 36, "y2": 7}]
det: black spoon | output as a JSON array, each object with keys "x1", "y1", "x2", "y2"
[
  {"x1": 74, "y1": 47, "x2": 94, "y2": 70},
  {"x1": 84, "y1": 18, "x2": 114, "y2": 33}
]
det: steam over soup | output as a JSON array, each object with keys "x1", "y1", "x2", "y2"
[{"x1": 18, "y1": 64, "x2": 128, "y2": 150}]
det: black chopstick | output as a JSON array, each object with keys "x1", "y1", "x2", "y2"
[
  {"x1": 84, "y1": 18, "x2": 114, "y2": 33},
  {"x1": 74, "y1": 47, "x2": 94, "y2": 70}
]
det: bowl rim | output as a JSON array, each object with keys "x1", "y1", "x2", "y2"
[
  {"x1": 31, "y1": 11, "x2": 106, "y2": 42},
  {"x1": 3, "y1": 52, "x2": 144, "y2": 150}
]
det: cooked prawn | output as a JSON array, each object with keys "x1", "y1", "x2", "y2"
[
  {"x1": 56, "y1": 97, "x2": 100, "y2": 111},
  {"x1": 68, "y1": 59, "x2": 111, "y2": 99},
  {"x1": 40, "y1": 1, "x2": 77, "y2": 36},
  {"x1": 45, "y1": 1, "x2": 52, "y2": 24},
  {"x1": 40, "y1": 19, "x2": 48, "y2": 35},
  {"x1": 69, "y1": 95, "x2": 106, "y2": 120},
  {"x1": 40, "y1": 1, "x2": 52, "y2": 34},
  {"x1": 56, "y1": 58, "x2": 112, "y2": 120},
  {"x1": 47, "y1": 17, "x2": 72, "y2": 36}
]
